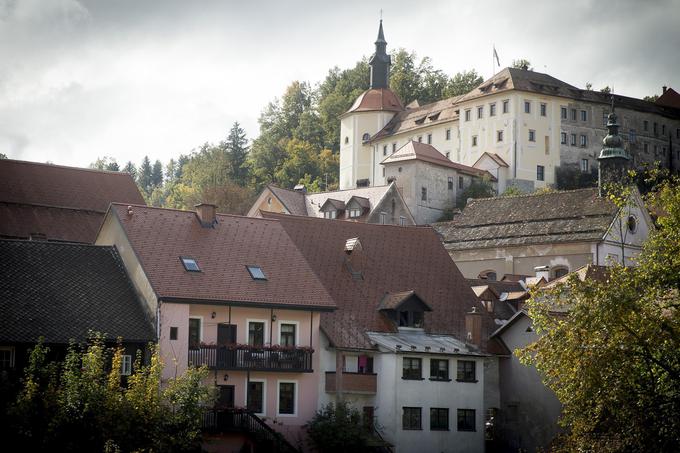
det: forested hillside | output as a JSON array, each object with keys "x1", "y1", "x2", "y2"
[{"x1": 91, "y1": 50, "x2": 484, "y2": 214}]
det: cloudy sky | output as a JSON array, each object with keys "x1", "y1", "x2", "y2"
[{"x1": 1, "y1": 0, "x2": 678, "y2": 168}]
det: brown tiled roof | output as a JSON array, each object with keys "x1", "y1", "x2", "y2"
[
  {"x1": 378, "y1": 290, "x2": 432, "y2": 311},
  {"x1": 433, "y1": 188, "x2": 618, "y2": 250},
  {"x1": 0, "y1": 240, "x2": 155, "y2": 344},
  {"x1": 381, "y1": 141, "x2": 496, "y2": 180},
  {"x1": 267, "y1": 185, "x2": 308, "y2": 216},
  {"x1": 345, "y1": 88, "x2": 404, "y2": 115},
  {"x1": 656, "y1": 87, "x2": 680, "y2": 109},
  {"x1": 320, "y1": 198, "x2": 346, "y2": 211},
  {"x1": 261, "y1": 213, "x2": 492, "y2": 351},
  {"x1": 109, "y1": 204, "x2": 335, "y2": 310},
  {"x1": 0, "y1": 159, "x2": 145, "y2": 243},
  {"x1": 542, "y1": 264, "x2": 609, "y2": 289},
  {"x1": 369, "y1": 96, "x2": 464, "y2": 142}
]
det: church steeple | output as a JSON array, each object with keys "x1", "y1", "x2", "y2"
[
  {"x1": 597, "y1": 95, "x2": 630, "y2": 196},
  {"x1": 369, "y1": 20, "x2": 391, "y2": 89}
]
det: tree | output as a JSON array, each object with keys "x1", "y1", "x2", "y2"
[
  {"x1": 90, "y1": 156, "x2": 119, "y2": 171},
  {"x1": 137, "y1": 156, "x2": 153, "y2": 195},
  {"x1": 585, "y1": 82, "x2": 593, "y2": 91},
  {"x1": 643, "y1": 94, "x2": 659, "y2": 102},
  {"x1": 600, "y1": 85, "x2": 611, "y2": 94},
  {"x1": 445, "y1": 69, "x2": 484, "y2": 97},
  {"x1": 307, "y1": 401, "x2": 371, "y2": 453},
  {"x1": 518, "y1": 178, "x2": 680, "y2": 452},
  {"x1": 122, "y1": 161, "x2": 137, "y2": 179},
  {"x1": 0, "y1": 153, "x2": 7, "y2": 159},
  {"x1": 511, "y1": 59, "x2": 532, "y2": 71},
  {"x1": 457, "y1": 176, "x2": 496, "y2": 208},
  {"x1": 224, "y1": 122, "x2": 250, "y2": 186},
  {"x1": 151, "y1": 160, "x2": 163, "y2": 188}
]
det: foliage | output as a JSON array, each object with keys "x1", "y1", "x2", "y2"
[
  {"x1": 8, "y1": 335, "x2": 214, "y2": 453},
  {"x1": 457, "y1": 176, "x2": 496, "y2": 208},
  {"x1": 600, "y1": 86, "x2": 611, "y2": 94},
  {"x1": 534, "y1": 186, "x2": 558, "y2": 195},
  {"x1": 511, "y1": 59, "x2": 532, "y2": 71},
  {"x1": 445, "y1": 69, "x2": 484, "y2": 97},
  {"x1": 90, "y1": 156, "x2": 120, "y2": 172},
  {"x1": 518, "y1": 177, "x2": 680, "y2": 452},
  {"x1": 138, "y1": 156, "x2": 153, "y2": 196},
  {"x1": 555, "y1": 166, "x2": 598, "y2": 190},
  {"x1": 643, "y1": 94, "x2": 659, "y2": 102},
  {"x1": 501, "y1": 185, "x2": 523, "y2": 197},
  {"x1": 122, "y1": 161, "x2": 136, "y2": 179},
  {"x1": 224, "y1": 122, "x2": 250, "y2": 186},
  {"x1": 307, "y1": 401, "x2": 371, "y2": 453}
]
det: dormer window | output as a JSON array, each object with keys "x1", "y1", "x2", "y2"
[
  {"x1": 349, "y1": 209, "x2": 361, "y2": 218},
  {"x1": 324, "y1": 210, "x2": 337, "y2": 219},
  {"x1": 181, "y1": 257, "x2": 200, "y2": 272},
  {"x1": 399, "y1": 310, "x2": 424, "y2": 328},
  {"x1": 379, "y1": 290, "x2": 431, "y2": 330},
  {"x1": 246, "y1": 265, "x2": 267, "y2": 281}
]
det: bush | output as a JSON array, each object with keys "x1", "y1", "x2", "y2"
[{"x1": 307, "y1": 401, "x2": 371, "y2": 453}]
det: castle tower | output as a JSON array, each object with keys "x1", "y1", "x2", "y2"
[
  {"x1": 597, "y1": 97, "x2": 630, "y2": 196},
  {"x1": 339, "y1": 20, "x2": 404, "y2": 190}
]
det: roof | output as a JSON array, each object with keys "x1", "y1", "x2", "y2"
[
  {"x1": 261, "y1": 212, "x2": 493, "y2": 351},
  {"x1": 378, "y1": 290, "x2": 432, "y2": 311},
  {"x1": 320, "y1": 198, "x2": 346, "y2": 211},
  {"x1": 367, "y1": 331, "x2": 483, "y2": 356},
  {"x1": 656, "y1": 87, "x2": 680, "y2": 109},
  {"x1": 0, "y1": 240, "x2": 155, "y2": 344},
  {"x1": 369, "y1": 96, "x2": 464, "y2": 142},
  {"x1": 542, "y1": 264, "x2": 609, "y2": 289},
  {"x1": 267, "y1": 185, "x2": 308, "y2": 216},
  {"x1": 0, "y1": 159, "x2": 145, "y2": 243},
  {"x1": 345, "y1": 88, "x2": 404, "y2": 115},
  {"x1": 381, "y1": 141, "x2": 495, "y2": 179},
  {"x1": 305, "y1": 184, "x2": 393, "y2": 220},
  {"x1": 109, "y1": 204, "x2": 336, "y2": 310},
  {"x1": 473, "y1": 152, "x2": 509, "y2": 168},
  {"x1": 434, "y1": 188, "x2": 619, "y2": 250}
]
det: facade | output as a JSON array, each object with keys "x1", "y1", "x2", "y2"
[
  {"x1": 0, "y1": 159, "x2": 145, "y2": 243},
  {"x1": 95, "y1": 202, "x2": 336, "y2": 446},
  {"x1": 247, "y1": 182, "x2": 416, "y2": 226},
  {"x1": 433, "y1": 187, "x2": 653, "y2": 280},
  {"x1": 263, "y1": 212, "x2": 505, "y2": 453}
]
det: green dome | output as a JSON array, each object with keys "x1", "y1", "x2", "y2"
[{"x1": 598, "y1": 111, "x2": 629, "y2": 160}]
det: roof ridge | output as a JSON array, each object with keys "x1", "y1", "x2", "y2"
[
  {"x1": 263, "y1": 211, "x2": 437, "y2": 230},
  {"x1": 305, "y1": 184, "x2": 392, "y2": 195},
  {"x1": 111, "y1": 202, "x2": 283, "y2": 223},
  {"x1": 467, "y1": 187, "x2": 598, "y2": 204},
  {"x1": 0, "y1": 238, "x2": 115, "y2": 249},
  {"x1": 1, "y1": 159, "x2": 136, "y2": 176}
]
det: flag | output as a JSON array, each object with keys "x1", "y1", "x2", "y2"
[{"x1": 493, "y1": 46, "x2": 500, "y2": 67}]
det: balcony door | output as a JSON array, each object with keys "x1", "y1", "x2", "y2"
[
  {"x1": 217, "y1": 323, "x2": 237, "y2": 345},
  {"x1": 217, "y1": 385, "x2": 235, "y2": 408}
]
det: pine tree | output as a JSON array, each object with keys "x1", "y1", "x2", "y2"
[
  {"x1": 225, "y1": 122, "x2": 249, "y2": 186},
  {"x1": 123, "y1": 161, "x2": 137, "y2": 179},
  {"x1": 151, "y1": 159, "x2": 163, "y2": 188},
  {"x1": 138, "y1": 156, "x2": 153, "y2": 194}
]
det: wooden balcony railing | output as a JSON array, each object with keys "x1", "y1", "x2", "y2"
[
  {"x1": 325, "y1": 371, "x2": 377, "y2": 394},
  {"x1": 188, "y1": 345, "x2": 313, "y2": 372}
]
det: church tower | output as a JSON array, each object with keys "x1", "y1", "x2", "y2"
[
  {"x1": 597, "y1": 98, "x2": 630, "y2": 196},
  {"x1": 339, "y1": 20, "x2": 404, "y2": 190}
]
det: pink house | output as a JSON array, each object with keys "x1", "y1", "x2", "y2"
[{"x1": 95, "y1": 202, "x2": 336, "y2": 446}]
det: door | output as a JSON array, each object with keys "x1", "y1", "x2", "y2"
[
  {"x1": 217, "y1": 385, "x2": 235, "y2": 408},
  {"x1": 217, "y1": 324, "x2": 237, "y2": 368},
  {"x1": 217, "y1": 323, "x2": 237, "y2": 345}
]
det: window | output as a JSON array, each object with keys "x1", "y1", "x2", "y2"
[
  {"x1": 603, "y1": 111, "x2": 609, "y2": 126},
  {"x1": 457, "y1": 409, "x2": 476, "y2": 431},
  {"x1": 536, "y1": 165, "x2": 545, "y2": 181},
  {"x1": 561, "y1": 107, "x2": 567, "y2": 119},
  {"x1": 349, "y1": 208, "x2": 361, "y2": 218},
  {"x1": 479, "y1": 270, "x2": 497, "y2": 281},
  {"x1": 579, "y1": 135, "x2": 587, "y2": 147},
  {"x1": 528, "y1": 130, "x2": 536, "y2": 142},
  {"x1": 472, "y1": 135, "x2": 478, "y2": 146},
  {"x1": 629, "y1": 129, "x2": 636, "y2": 143},
  {"x1": 457, "y1": 360, "x2": 476, "y2": 382},
  {"x1": 0, "y1": 347, "x2": 15, "y2": 370},
  {"x1": 446, "y1": 128, "x2": 451, "y2": 140},
  {"x1": 662, "y1": 124, "x2": 666, "y2": 135},
  {"x1": 170, "y1": 327, "x2": 178, "y2": 340},
  {"x1": 643, "y1": 120, "x2": 649, "y2": 131},
  {"x1": 561, "y1": 132, "x2": 567, "y2": 144},
  {"x1": 553, "y1": 267, "x2": 569, "y2": 279},
  {"x1": 399, "y1": 310, "x2": 424, "y2": 328},
  {"x1": 464, "y1": 109, "x2": 471, "y2": 121},
  {"x1": 324, "y1": 210, "x2": 337, "y2": 219},
  {"x1": 278, "y1": 382, "x2": 296, "y2": 415},
  {"x1": 458, "y1": 176, "x2": 464, "y2": 190},
  {"x1": 362, "y1": 133, "x2": 370, "y2": 142},
  {"x1": 392, "y1": 142, "x2": 397, "y2": 152},
  {"x1": 380, "y1": 212, "x2": 387, "y2": 224},
  {"x1": 247, "y1": 381, "x2": 264, "y2": 414},
  {"x1": 383, "y1": 145, "x2": 388, "y2": 156},
  {"x1": 418, "y1": 135, "x2": 423, "y2": 143},
  {"x1": 358, "y1": 355, "x2": 374, "y2": 373},
  {"x1": 580, "y1": 110, "x2": 587, "y2": 121},
  {"x1": 427, "y1": 133, "x2": 432, "y2": 144},
  {"x1": 654, "y1": 122, "x2": 658, "y2": 135},
  {"x1": 403, "y1": 358, "x2": 422, "y2": 380},
  {"x1": 497, "y1": 130, "x2": 503, "y2": 142},
  {"x1": 581, "y1": 159, "x2": 589, "y2": 173},
  {"x1": 448, "y1": 177, "x2": 453, "y2": 191},
  {"x1": 644, "y1": 143, "x2": 649, "y2": 153},
  {"x1": 570, "y1": 133, "x2": 577, "y2": 146},
  {"x1": 400, "y1": 216, "x2": 406, "y2": 226},
  {"x1": 502, "y1": 100, "x2": 509, "y2": 113},
  {"x1": 267, "y1": 196, "x2": 272, "y2": 205},
  {"x1": 430, "y1": 359, "x2": 449, "y2": 381},
  {"x1": 477, "y1": 106, "x2": 483, "y2": 119},
  {"x1": 280, "y1": 323, "x2": 296, "y2": 346},
  {"x1": 571, "y1": 108, "x2": 577, "y2": 121},
  {"x1": 344, "y1": 136, "x2": 349, "y2": 144},
  {"x1": 421, "y1": 187, "x2": 427, "y2": 201},
  {"x1": 540, "y1": 103, "x2": 546, "y2": 117},
  {"x1": 627, "y1": 215, "x2": 638, "y2": 234},
  {"x1": 188, "y1": 318, "x2": 201, "y2": 347},
  {"x1": 181, "y1": 257, "x2": 200, "y2": 272},
  {"x1": 248, "y1": 321, "x2": 265, "y2": 346},
  {"x1": 403, "y1": 407, "x2": 422, "y2": 430},
  {"x1": 121, "y1": 355, "x2": 132, "y2": 376},
  {"x1": 677, "y1": 128, "x2": 680, "y2": 139},
  {"x1": 490, "y1": 103, "x2": 496, "y2": 116},
  {"x1": 524, "y1": 101, "x2": 531, "y2": 114},
  {"x1": 246, "y1": 265, "x2": 267, "y2": 280},
  {"x1": 430, "y1": 408, "x2": 449, "y2": 430}
]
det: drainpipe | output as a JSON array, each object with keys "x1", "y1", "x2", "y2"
[{"x1": 335, "y1": 350, "x2": 344, "y2": 400}]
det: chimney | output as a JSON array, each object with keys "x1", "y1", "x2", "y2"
[
  {"x1": 195, "y1": 203, "x2": 217, "y2": 228},
  {"x1": 534, "y1": 265, "x2": 550, "y2": 282},
  {"x1": 293, "y1": 184, "x2": 307, "y2": 193},
  {"x1": 465, "y1": 307, "x2": 483, "y2": 348},
  {"x1": 663, "y1": 86, "x2": 668, "y2": 94}
]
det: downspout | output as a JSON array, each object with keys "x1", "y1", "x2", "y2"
[{"x1": 513, "y1": 118, "x2": 518, "y2": 180}]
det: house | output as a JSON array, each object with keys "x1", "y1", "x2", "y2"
[
  {"x1": 95, "y1": 202, "x2": 337, "y2": 448},
  {"x1": 247, "y1": 181, "x2": 416, "y2": 225},
  {"x1": 0, "y1": 159, "x2": 145, "y2": 243},
  {"x1": 0, "y1": 239, "x2": 155, "y2": 379},
  {"x1": 263, "y1": 211, "x2": 505, "y2": 453}
]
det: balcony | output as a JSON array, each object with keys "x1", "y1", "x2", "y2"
[
  {"x1": 188, "y1": 345, "x2": 313, "y2": 372},
  {"x1": 325, "y1": 371, "x2": 377, "y2": 394}
]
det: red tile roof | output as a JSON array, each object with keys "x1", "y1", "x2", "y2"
[
  {"x1": 261, "y1": 212, "x2": 493, "y2": 351},
  {"x1": 0, "y1": 159, "x2": 145, "y2": 243},
  {"x1": 109, "y1": 204, "x2": 336, "y2": 310},
  {"x1": 345, "y1": 88, "x2": 404, "y2": 115},
  {"x1": 656, "y1": 87, "x2": 680, "y2": 109}
]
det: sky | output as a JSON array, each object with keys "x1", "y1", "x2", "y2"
[{"x1": 1, "y1": 0, "x2": 679, "y2": 168}]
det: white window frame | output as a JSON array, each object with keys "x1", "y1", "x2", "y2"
[
  {"x1": 245, "y1": 377, "x2": 267, "y2": 416},
  {"x1": 445, "y1": 128, "x2": 451, "y2": 140},
  {"x1": 277, "y1": 320, "x2": 300, "y2": 347},
  {"x1": 121, "y1": 354, "x2": 132, "y2": 376},
  {"x1": 540, "y1": 103, "x2": 547, "y2": 117},
  {"x1": 477, "y1": 106, "x2": 483, "y2": 119},
  {"x1": 581, "y1": 159, "x2": 589, "y2": 173},
  {"x1": 472, "y1": 135, "x2": 478, "y2": 147},
  {"x1": 561, "y1": 132, "x2": 567, "y2": 144},
  {"x1": 247, "y1": 318, "x2": 270, "y2": 346},
  {"x1": 276, "y1": 379, "x2": 298, "y2": 417},
  {"x1": 427, "y1": 133, "x2": 432, "y2": 144},
  {"x1": 524, "y1": 100, "x2": 531, "y2": 114},
  {"x1": 529, "y1": 130, "x2": 536, "y2": 142},
  {"x1": 400, "y1": 216, "x2": 406, "y2": 226},
  {"x1": 464, "y1": 109, "x2": 471, "y2": 121},
  {"x1": 0, "y1": 346, "x2": 15, "y2": 370},
  {"x1": 489, "y1": 103, "x2": 496, "y2": 117},
  {"x1": 497, "y1": 130, "x2": 503, "y2": 142},
  {"x1": 349, "y1": 208, "x2": 361, "y2": 218},
  {"x1": 502, "y1": 99, "x2": 509, "y2": 114},
  {"x1": 380, "y1": 212, "x2": 387, "y2": 224},
  {"x1": 188, "y1": 316, "x2": 204, "y2": 343}
]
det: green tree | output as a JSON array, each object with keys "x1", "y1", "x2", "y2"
[
  {"x1": 307, "y1": 401, "x2": 371, "y2": 453},
  {"x1": 511, "y1": 59, "x2": 532, "y2": 71},
  {"x1": 224, "y1": 122, "x2": 250, "y2": 186},
  {"x1": 600, "y1": 85, "x2": 612, "y2": 94},
  {"x1": 137, "y1": 156, "x2": 153, "y2": 195},
  {"x1": 444, "y1": 69, "x2": 484, "y2": 97},
  {"x1": 643, "y1": 94, "x2": 659, "y2": 102},
  {"x1": 0, "y1": 153, "x2": 7, "y2": 159},
  {"x1": 518, "y1": 178, "x2": 680, "y2": 452},
  {"x1": 90, "y1": 156, "x2": 119, "y2": 171},
  {"x1": 457, "y1": 176, "x2": 496, "y2": 208},
  {"x1": 122, "y1": 161, "x2": 137, "y2": 179},
  {"x1": 151, "y1": 159, "x2": 163, "y2": 188}
]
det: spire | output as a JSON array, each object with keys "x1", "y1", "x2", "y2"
[
  {"x1": 369, "y1": 19, "x2": 391, "y2": 89},
  {"x1": 597, "y1": 94, "x2": 630, "y2": 196}
]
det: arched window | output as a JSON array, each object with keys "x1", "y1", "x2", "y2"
[
  {"x1": 479, "y1": 270, "x2": 497, "y2": 281},
  {"x1": 344, "y1": 136, "x2": 349, "y2": 144},
  {"x1": 362, "y1": 133, "x2": 371, "y2": 142},
  {"x1": 553, "y1": 267, "x2": 569, "y2": 279}
]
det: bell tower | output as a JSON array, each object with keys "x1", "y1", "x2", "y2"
[
  {"x1": 597, "y1": 96, "x2": 630, "y2": 196},
  {"x1": 369, "y1": 20, "x2": 390, "y2": 89}
]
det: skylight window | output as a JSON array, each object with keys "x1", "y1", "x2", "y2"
[
  {"x1": 180, "y1": 257, "x2": 200, "y2": 272},
  {"x1": 247, "y1": 265, "x2": 267, "y2": 281}
]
